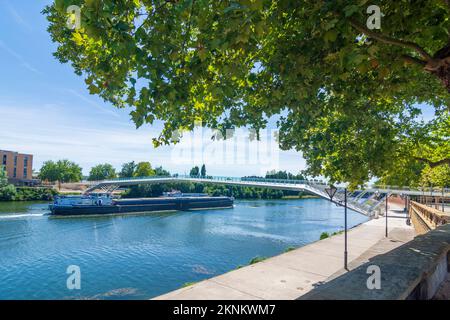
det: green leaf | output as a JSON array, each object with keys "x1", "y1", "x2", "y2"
[
  {"x1": 324, "y1": 30, "x2": 338, "y2": 42},
  {"x1": 115, "y1": 21, "x2": 130, "y2": 31},
  {"x1": 344, "y1": 5, "x2": 360, "y2": 17},
  {"x1": 72, "y1": 32, "x2": 84, "y2": 46},
  {"x1": 88, "y1": 84, "x2": 101, "y2": 94}
]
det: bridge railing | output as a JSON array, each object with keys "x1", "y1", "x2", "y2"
[
  {"x1": 97, "y1": 174, "x2": 329, "y2": 186},
  {"x1": 88, "y1": 175, "x2": 175, "y2": 184},
  {"x1": 178, "y1": 174, "x2": 328, "y2": 186},
  {"x1": 87, "y1": 175, "x2": 449, "y2": 193},
  {"x1": 368, "y1": 185, "x2": 450, "y2": 194}
]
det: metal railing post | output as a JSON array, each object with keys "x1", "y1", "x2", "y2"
[
  {"x1": 344, "y1": 188, "x2": 348, "y2": 271},
  {"x1": 385, "y1": 194, "x2": 388, "y2": 237}
]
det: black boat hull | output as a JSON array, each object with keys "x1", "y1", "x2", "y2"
[{"x1": 50, "y1": 197, "x2": 233, "y2": 216}]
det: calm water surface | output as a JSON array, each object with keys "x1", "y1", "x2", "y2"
[{"x1": 0, "y1": 199, "x2": 368, "y2": 299}]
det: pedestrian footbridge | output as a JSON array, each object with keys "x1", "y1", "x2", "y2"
[{"x1": 84, "y1": 175, "x2": 450, "y2": 217}]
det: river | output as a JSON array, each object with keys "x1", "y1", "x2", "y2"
[{"x1": 0, "y1": 198, "x2": 368, "y2": 299}]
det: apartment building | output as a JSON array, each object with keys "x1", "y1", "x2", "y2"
[{"x1": 0, "y1": 149, "x2": 34, "y2": 185}]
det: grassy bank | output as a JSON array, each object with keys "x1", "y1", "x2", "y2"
[
  {"x1": 282, "y1": 195, "x2": 319, "y2": 200},
  {"x1": 0, "y1": 186, "x2": 58, "y2": 201}
]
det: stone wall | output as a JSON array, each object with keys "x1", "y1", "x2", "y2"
[
  {"x1": 409, "y1": 201, "x2": 450, "y2": 235},
  {"x1": 301, "y1": 224, "x2": 450, "y2": 300}
]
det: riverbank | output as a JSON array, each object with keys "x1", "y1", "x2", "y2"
[
  {"x1": 0, "y1": 189, "x2": 318, "y2": 202},
  {"x1": 154, "y1": 204, "x2": 415, "y2": 300},
  {"x1": 282, "y1": 195, "x2": 319, "y2": 200},
  {"x1": 0, "y1": 186, "x2": 57, "y2": 201}
]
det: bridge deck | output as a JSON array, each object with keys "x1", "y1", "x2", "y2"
[
  {"x1": 84, "y1": 176, "x2": 450, "y2": 217},
  {"x1": 86, "y1": 176, "x2": 450, "y2": 197}
]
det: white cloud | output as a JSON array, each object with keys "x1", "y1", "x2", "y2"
[
  {"x1": 66, "y1": 89, "x2": 121, "y2": 118},
  {"x1": 0, "y1": 40, "x2": 41, "y2": 75},
  {"x1": 0, "y1": 100, "x2": 306, "y2": 177},
  {"x1": 4, "y1": 1, "x2": 32, "y2": 32}
]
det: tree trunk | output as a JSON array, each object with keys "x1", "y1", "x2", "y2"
[
  {"x1": 428, "y1": 62, "x2": 450, "y2": 92},
  {"x1": 425, "y1": 44, "x2": 450, "y2": 92}
]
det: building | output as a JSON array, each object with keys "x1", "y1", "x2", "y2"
[{"x1": 0, "y1": 149, "x2": 36, "y2": 185}]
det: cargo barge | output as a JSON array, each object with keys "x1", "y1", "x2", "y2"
[{"x1": 49, "y1": 192, "x2": 234, "y2": 216}]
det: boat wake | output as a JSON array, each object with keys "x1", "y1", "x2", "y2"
[{"x1": 0, "y1": 213, "x2": 47, "y2": 219}]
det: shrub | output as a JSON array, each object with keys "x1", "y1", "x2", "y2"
[
  {"x1": 249, "y1": 256, "x2": 267, "y2": 265},
  {"x1": 15, "y1": 187, "x2": 58, "y2": 201},
  {"x1": 0, "y1": 185, "x2": 17, "y2": 201},
  {"x1": 320, "y1": 232, "x2": 329, "y2": 240},
  {"x1": 0, "y1": 187, "x2": 58, "y2": 201},
  {"x1": 182, "y1": 281, "x2": 197, "y2": 288}
]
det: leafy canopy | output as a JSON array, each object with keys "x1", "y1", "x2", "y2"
[
  {"x1": 134, "y1": 161, "x2": 156, "y2": 177},
  {"x1": 189, "y1": 166, "x2": 200, "y2": 177},
  {"x1": 44, "y1": 0, "x2": 450, "y2": 186},
  {"x1": 420, "y1": 164, "x2": 450, "y2": 187},
  {"x1": 120, "y1": 161, "x2": 137, "y2": 178},
  {"x1": 39, "y1": 160, "x2": 83, "y2": 183},
  {"x1": 0, "y1": 166, "x2": 8, "y2": 188},
  {"x1": 200, "y1": 164, "x2": 206, "y2": 177},
  {"x1": 88, "y1": 163, "x2": 117, "y2": 181}
]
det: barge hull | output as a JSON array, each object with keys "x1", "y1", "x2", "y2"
[{"x1": 50, "y1": 197, "x2": 233, "y2": 216}]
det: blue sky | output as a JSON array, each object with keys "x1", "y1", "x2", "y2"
[
  {"x1": 0, "y1": 0, "x2": 305, "y2": 177},
  {"x1": 0, "y1": 1, "x2": 436, "y2": 178}
]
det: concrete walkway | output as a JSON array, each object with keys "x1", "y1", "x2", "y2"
[{"x1": 154, "y1": 204, "x2": 415, "y2": 300}]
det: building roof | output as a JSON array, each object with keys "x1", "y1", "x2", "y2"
[{"x1": 0, "y1": 150, "x2": 33, "y2": 156}]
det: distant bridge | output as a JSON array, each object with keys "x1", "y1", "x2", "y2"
[{"x1": 83, "y1": 175, "x2": 450, "y2": 217}]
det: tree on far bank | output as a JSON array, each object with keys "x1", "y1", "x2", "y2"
[
  {"x1": 0, "y1": 166, "x2": 18, "y2": 201},
  {"x1": 200, "y1": 164, "x2": 206, "y2": 178},
  {"x1": 0, "y1": 166, "x2": 8, "y2": 188},
  {"x1": 265, "y1": 170, "x2": 305, "y2": 180},
  {"x1": 134, "y1": 162, "x2": 155, "y2": 177},
  {"x1": 38, "y1": 161, "x2": 58, "y2": 183},
  {"x1": 119, "y1": 161, "x2": 137, "y2": 178},
  {"x1": 44, "y1": 1, "x2": 450, "y2": 187},
  {"x1": 154, "y1": 166, "x2": 171, "y2": 176},
  {"x1": 88, "y1": 163, "x2": 117, "y2": 181},
  {"x1": 189, "y1": 166, "x2": 200, "y2": 177},
  {"x1": 39, "y1": 160, "x2": 83, "y2": 189}
]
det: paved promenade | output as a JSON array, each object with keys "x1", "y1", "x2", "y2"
[{"x1": 154, "y1": 204, "x2": 415, "y2": 300}]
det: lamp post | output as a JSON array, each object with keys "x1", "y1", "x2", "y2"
[
  {"x1": 344, "y1": 188, "x2": 348, "y2": 270},
  {"x1": 325, "y1": 185, "x2": 348, "y2": 270},
  {"x1": 406, "y1": 195, "x2": 411, "y2": 226},
  {"x1": 403, "y1": 193, "x2": 407, "y2": 213},
  {"x1": 325, "y1": 185, "x2": 338, "y2": 202},
  {"x1": 385, "y1": 193, "x2": 389, "y2": 238}
]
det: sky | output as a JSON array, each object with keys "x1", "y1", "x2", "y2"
[
  {"x1": 0, "y1": 0, "x2": 305, "y2": 177},
  {"x1": 0, "y1": 1, "x2": 436, "y2": 179}
]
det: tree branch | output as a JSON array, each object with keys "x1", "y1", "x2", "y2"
[
  {"x1": 133, "y1": 2, "x2": 171, "y2": 35},
  {"x1": 401, "y1": 54, "x2": 427, "y2": 66},
  {"x1": 445, "y1": 0, "x2": 450, "y2": 10},
  {"x1": 349, "y1": 18, "x2": 433, "y2": 61},
  {"x1": 414, "y1": 157, "x2": 450, "y2": 168}
]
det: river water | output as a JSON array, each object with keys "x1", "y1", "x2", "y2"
[{"x1": 0, "y1": 198, "x2": 368, "y2": 299}]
